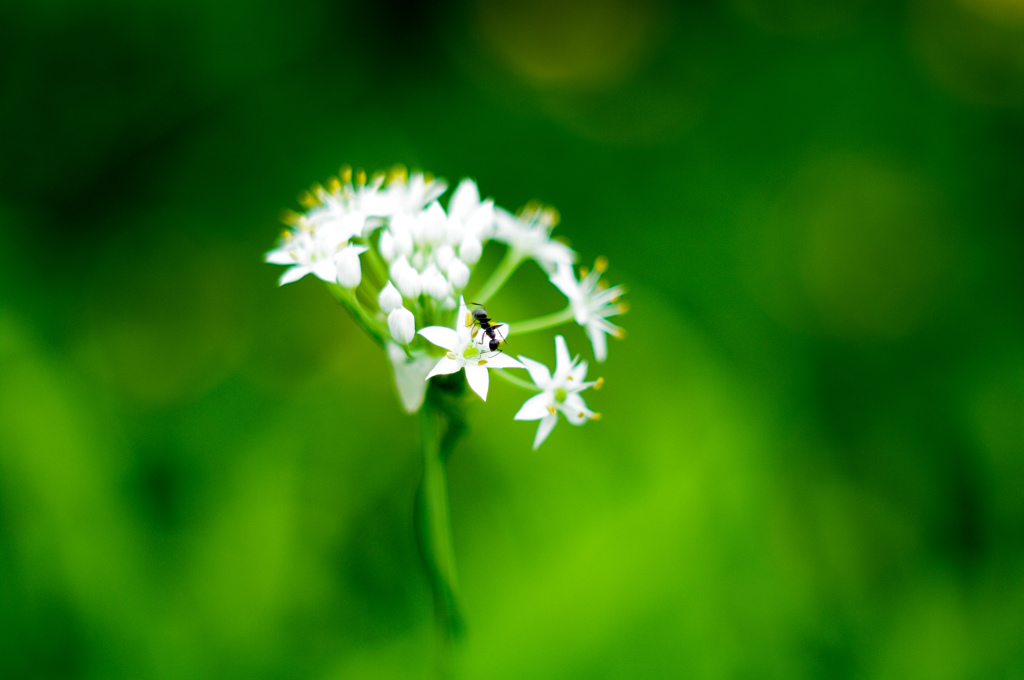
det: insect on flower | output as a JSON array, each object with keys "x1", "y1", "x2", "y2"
[{"x1": 469, "y1": 303, "x2": 507, "y2": 353}]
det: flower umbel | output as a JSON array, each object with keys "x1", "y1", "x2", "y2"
[
  {"x1": 550, "y1": 257, "x2": 627, "y2": 362},
  {"x1": 514, "y1": 335, "x2": 601, "y2": 449}
]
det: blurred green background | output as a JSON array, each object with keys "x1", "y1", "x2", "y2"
[{"x1": 2, "y1": 0, "x2": 1023, "y2": 678}]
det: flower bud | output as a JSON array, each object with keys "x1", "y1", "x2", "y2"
[
  {"x1": 335, "y1": 245, "x2": 366, "y2": 289},
  {"x1": 378, "y1": 281, "x2": 403, "y2": 313},
  {"x1": 422, "y1": 202, "x2": 447, "y2": 244},
  {"x1": 421, "y1": 264, "x2": 450, "y2": 301},
  {"x1": 388, "y1": 306, "x2": 416, "y2": 345},
  {"x1": 434, "y1": 244, "x2": 455, "y2": 270},
  {"x1": 459, "y1": 235, "x2": 482, "y2": 265},
  {"x1": 390, "y1": 256, "x2": 421, "y2": 299},
  {"x1": 378, "y1": 229, "x2": 396, "y2": 262},
  {"x1": 447, "y1": 257, "x2": 470, "y2": 290}
]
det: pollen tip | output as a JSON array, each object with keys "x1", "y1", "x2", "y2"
[
  {"x1": 595, "y1": 377, "x2": 604, "y2": 390},
  {"x1": 591, "y1": 412, "x2": 602, "y2": 421},
  {"x1": 614, "y1": 327, "x2": 627, "y2": 339},
  {"x1": 595, "y1": 256, "x2": 608, "y2": 273},
  {"x1": 465, "y1": 312, "x2": 474, "y2": 327},
  {"x1": 424, "y1": 171, "x2": 435, "y2": 183},
  {"x1": 547, "y1": 405, "x2": 557, "y2": 415},
  {"x1": 580, "y1": 267, "x2": 590, "y2": 279},
  {"x1": 355, "y1": 169, "x2": 367, "y2": 186},
  {"x1": 326, "y1": 176, "x2": 342, "y2": 193},
  {"x1": 339, "y1": 165, "x2": 353, "y2": 183},
  {"x1": 388, "y1": 164, "x2": 408, "y2": 183},
  {"x1": 297, "y1": 191, "x2": 317, "y2": 209},
  {"x1": 279, "y1": 209, "x2": 300, "y2": 225},
  {"x1": 617, "y1": 301, "x2": 630, "y2": 315},
  {"x1": 446, "y1": 351, "x2": 457, "y2": 360},
  {"x1": 566, "y1": 376, "x2": 573, "y2": 381},
  {"x1": 543, "y1": 206, "x2": 560, "y2": 226},
  {"x1": 478, "y1": 359, "x2": 487, "y2": 365}
]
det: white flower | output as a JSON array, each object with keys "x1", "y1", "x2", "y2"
[
  {"x1": 514, "y1": 335, "x2": 600, "y2": 449},
  {"x1": 306, "y1": 170, "x2": 386, "y2": 239},
  {"x1": 265, "y1": 217, "x2": 362, "y2": 286},
  {"x1": 381, "y1": 171, "x2": 448, "y2": 216},
  {"x1": 550, "y1": 258, "x2": 626, "y2": 363},
  {"x1": 493, "y1": 203, "x2": 576, "y2": 271},
  {"x1": 447, "y1": 179, "x2": 495, "y2": 245},
  {"x1": 389, "y1": 256, "x2": 422, "y2": 299},
  {"x1": 378, "y1": 281, "x2": 403, "y2": 314},
  {"x1": 446, "y1": 257, "x2": 470, "y2": 290},
  {"x1": 418, "y1": 297, "x2": 525, "y2": 401},
  {"x1": 388, "y1": 306, "x2": 416, "y2": 345},
  {"x1": 335, "y1": 244, "x2": 368, "y2": 289}
]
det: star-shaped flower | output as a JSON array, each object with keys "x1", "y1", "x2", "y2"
[
  {"x1": 264, "y1": 216, "x2": 368, "y2": 286},
  {"x1": 550, "y1": 258, "x2": 626, "y2": 362},
  {"x1": 514, "y1": 335, "x2": 601, "y2": 450},
  {"x1": 418, "y1": 298, "x2": 525, "y2": 401},
  {"x1": 493, "y1": 203, "x2": 576, "y2": 271}
]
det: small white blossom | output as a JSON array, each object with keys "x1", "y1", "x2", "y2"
[
  {"x1": 265, "y1": 218, "x2": 360, "y2": 286},
  {"x1": 378, "y1": 281, "x2": 403, "y2": 314},
  {"x1": 515, "y1": 335, "x2": 600, "y2": 449},
  {"x1": 386, "y1": 342, "x2": 436, "y2": 413},
  {"x1": 381, "y1": 171, "x2": 448, "y2": 216},
  {"x1": 335, "y1": 244, "x2": 367, "y2": 289},
  {"x1": 390, "y1": 256, "x2": 422, "y2": 299},
  {"x1": 494, "y1": 203, "x2": 576, "y2": 271},
  {"x1": 446, "y1": 257, "x2": 470, "y2": 290},
  {"x1": 550, "y1": 258, "x2": 626, "y2": 363},
  {"x1": 388, "y1": 306, "x2": 416, "y2": 345},
  {"x1": 418, "y1": 298, "x2": 525, "y2": 401},
  {"x1": 420, "y1": 263, "x2": 451, "y2": 301}
]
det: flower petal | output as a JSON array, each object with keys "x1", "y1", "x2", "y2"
[
  {"x1": 532, "y1": 414, "x2": 559, "y2": 450},
  {"x1": 517, "y1": 356, "x2": 552, "y2": 387},
  {"x1": 312, "y1": 258, "x2": 338, "y2": 283},
  {"x1": 554, "y1": 335, "x2": 571, "y2": 372},
  {"x1": 560, "y1": 392, "x2": 593, "y2": 425},
  {"x1": 426, "y1": 356, "x2": 461, "y2": 379},
  {"x1": 587, "y1": 324, "x2": 609, "y2": 363},
  {"x1": 387, "y1": 343, "x2": 434, "y2": 413},
  {"x1": 515, "y1": 392, "x2": 552, "y2": 421},
  {"x1": 278, "y1": 265, "x2": 310, "y2": 285},
  {"x1": 265, "y1": 247, "x2": 295, "y2": 265},
  {"x1": 418, "y1": 326, "x2": 459, "y2": 351},
  {"x1": 481, "y1": 352, "x2": 524, "y2": 370},
  {"x1": 464, "y1": 363, "x2": 489, "y2": 401}
]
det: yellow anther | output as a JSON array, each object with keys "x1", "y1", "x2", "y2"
[
  {"x1": 279, "y1": 228, "x2": 292, "y2": 240},
  {"x1": 547, "y1": 405, "x2": 557, "y2": 415},
  {"x1": 597, "y1": 280, "x2": 608, "y2": 291},
  {"x1": 355, "y1": 169, "x2": 367, "y2": 185},
  {"x1": 298, "y1": 191, "x2": 316, "y2": 209},
  {"x1": 580, "y1": 267, "x2": 589, "y2": 279},
  {"x1": 327, "y1": 176, "x2": 342, "y2": 193},
  {"x1": 471, "y1": 327, "x2": 479, "y2": 338},
  {"x1": 567, "y1": 375, "x2": 573, "y2": 381},
  {"x1": 594, "y1": 377, "x2": 604, "y2": 390},
  {"x1": 590, "y1": 412, "x2": 602, "y2": 421},
  {"x1": 613, "y1": 327, "x2": 627, "y2": 339},
  {"x1": 542, "y1": 206, "x2": 560, "y2": 226},
  {"x1": 340, "y1": 165, "x2": 353, "y2": 183},
  {"x1": 446, "y1": 351, "x2": 457, "y2": 360},
  {"x1": 578, "y1": 412, "x2": 585, "y2": 418},
  {"x1": 478, "y1": 359, "x2": 487, "y2": 365},
  {"x1": 279, "y1": 209, "x2": 301, "y2": 225},
  {"x1": 424, "y1": 172, "x2": 435, "y2": 183},
  {"x1": 371, "y1": 170, "x2": 385, "y2": 185},
  {"x1": 310, "y1": 182, "x2": 325, "y2": 198},
  {"x1": 387, "y1": 164, "x2": 408, "y2": 183},
  {"x1": 466, "y1": 312, "x2": 474, "y2": 327},
  {"x1": 617, "y1": 301, "x2": 630, "y2": 315},
  {"x1": 594, "y1": 256, "x2": 608, "y2": 273}
]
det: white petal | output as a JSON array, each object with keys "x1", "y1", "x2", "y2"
[
  {"x1": 515, "y1": 392, "x2": 552, "y2": 421},
  {"x1": 560, "y1": 392, "x2": 592, "y2": 425},
  {"x1": 554, "y1": 335, "x2": 571, "y2": 372},
  {"x1": 518, "y1": 356, "x2": 552, "y2": 387},
  {"x1": 447, "y1": 257, "x2": 470, "y2": 290},
  {"x1": 532, "y1": 414, "x2": 559, "y2": 450},
  {"x1": 449, "y1": 178, "x2": 480, "y2": 218},
  {"x1": 464, "y1": 363, "x2": 489, "y2": 401},
  {"x1": 426, "y1": 356, "x2": 461, "y2": 379},
  {"x1": 418, "y1": 326, "x2": 459, "y2": 351},
  {"x1": 458, "y1": 235, "x2": 482, "y2": 265},
  {"x1": 378, "y1": 229, "x2": 396, "y2": 261},
  {"x1": 312, "y1": 258, "x2": 338, "y2": 283},
  {"x1": 482, "y1": 352, "x2": 525, "y2": 370},
  {"x1": 265, "y1": 247, "x2": 295, "y2": 265},
  {"x1": 278, "y1": 265, "x2": 310, "y2": 285},
  {"x1": 588, "y1": 324, "x2": 609, "y2": 363}
]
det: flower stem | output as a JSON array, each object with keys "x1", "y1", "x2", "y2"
[
  {"x1": 492, "y1": 368, "x2": 541, "y2": 392},
  {"x1": 327, "y1": 284, "x2": 386, "y2": 347},
  {"x1": 417, "y1": 383, "x2": 467, "y2": 678},
  {"x1": 473, "y1": 249, "x2": 523, "y2": 305},
  {"x1": 508, "y1": 306, "x2": 575, "y2": 335}
]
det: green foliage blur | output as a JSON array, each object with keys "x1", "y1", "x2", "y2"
[{"x1": 2, "y1": 0, "x2": 1023, "y2": 678}]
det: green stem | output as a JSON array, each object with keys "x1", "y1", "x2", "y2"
[
  {"x1": 417, "y1": 383, "x2": 467, "y2": 678},
  {"x1": 508, "y1": 306, "x2": 575, "y2": 335},
  {"x1": 492, "y1": 368, "x2": 541, "y2": 392},
  {"x1": 326, "y1": 284, "x2": 387, "y2": 347},
  {"x1": 473, "y1": 249, "x2": 523, "y2": 305}
]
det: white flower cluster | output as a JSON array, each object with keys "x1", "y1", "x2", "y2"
[{"x1": 266, "y1": 166, "x2": 627, "y2": 449}]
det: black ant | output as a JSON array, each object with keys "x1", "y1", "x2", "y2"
[{"x1": 468, "y1": 303, "x2": 507, "y2": 353}]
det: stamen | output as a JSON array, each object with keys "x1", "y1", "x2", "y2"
[
  {"x1": 590, "y1": 413, "x2": 602, "y2": 421},
  {"x1": 446, "y1": 352, "x2": 457, "y2": 360},
  {"x1": 465, "y1": 312, "x2": 474, "y2": 327},
  {"x1": 340, "y1": 165, "x2": 353, "y2": 183},
  {"x1": 594, "y1": 377, "x2": 604, "y2": 390},
  {"x1": 387, "y1": 164, "x2": 407, "y2": 183},
  {"x1": 580, "y1": 267, "x2": 589, "y2": 279},
  {"x1": 547, "y1": 405, "x2": 557, "y2": 416},
  {"x1": 477, "y1": 360, "x2": 487, "y2": 365},
  {"x1": 617, "y1": 301, "x2": 630, "y2": 315},
  {"x1": 298, "y1": 191, "x2": 316, "y2": 209},
  {"x1": 613, "y1": 327, "x2": 627, "y2": 339},
  {"x1": 327, "y1": 176, "x2": 342, "y2": 193},
  {"x1": 594, "y1": 256, "x2": 608, "y2": 273},
  {"x1": 355, "y1": 169, "x2": 367, "y2": 186},
  {"x1": 542, "y1": 206, "x2": 560, "y2": 226},
  {"x1": 279, "y1": 209, "x2": 300, "y2": 225}
]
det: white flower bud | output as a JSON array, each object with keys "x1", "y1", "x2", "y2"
[
  {"x1": 466, "y1": 200, "x2": 495, "y2": 240},
  {"x1": 446, "y1": 257, "x2": 470, "y2": 290},
  {"x1": 422, "y1": 202, "x2": 448, "y2": 244},
  {"x1": 388, "y1": 306, "x2": 416, "y2": 345},
  {"x1": 335, "y1": 246, "x2": 365, "y2": 289},
  {"x1": 459, "y1": 235, "x2": 483, "y2": 265},
  {"x1": 390, "y1": 256, "x2": 421, "y2": 299},
  {"x1": 434, "y1": 244, "x2": 455, "y2": 271},
  {"x1": 378, "y1": 281, "x2": 403, "y2": 313},
  {"x1": 378, "y1": 229, "x2": 396, "y2": 262},
  {"x1": 421, "y1": 264, "x2": 450, "y2": 301},
  {"x1": 390, "y1": 214, "x2": 415, "y2": 257},
  {"x1": 440, "y1": 296, "x2": 458, "y2": 310}
]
